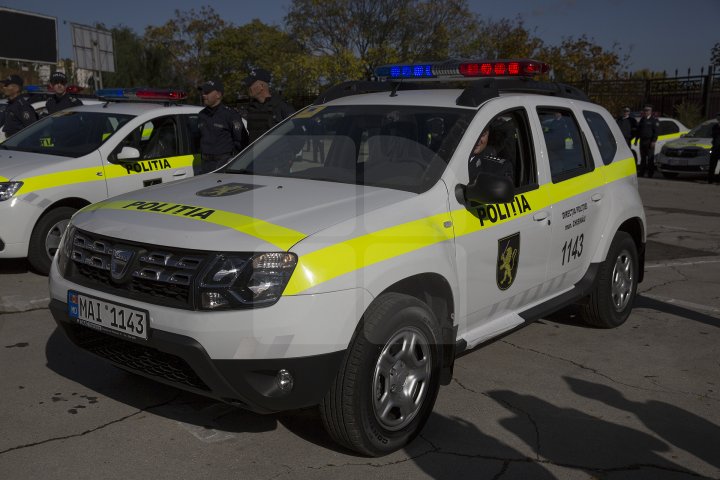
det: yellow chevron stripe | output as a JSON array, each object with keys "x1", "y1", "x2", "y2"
[
  {"x1": 7, "y1": 155, "x2": 196, "y2": 197},
  {"x1": 86, "y1": 199, "x2": 306, "y2": 251},
  {"x1": 284, "y1": 157, "x2": 637, "y2": 295}
]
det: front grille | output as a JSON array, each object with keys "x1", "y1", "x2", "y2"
[
  {"x1": 68, "y1": 324, "x2": 209, "y2": 391},
  {"x1": 67, "y1": 229, "x2": 208, "y2": 309},
  {"x1": 665, "y1": 148, "x2": 704, "y2": 158}
]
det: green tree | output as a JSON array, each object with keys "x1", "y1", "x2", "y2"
[
  {"x1": 541, "y1": 35, "x2": 629, "y2": 82},
  {"x1": 456, "y1": 17, "x2": 545, "y2": 60},
  {"x1": 204, "y1": 20, "x2": 304, "y2": 100},
  {"x1": 286, "y1": 0, "x2": 473, "y2": 79},
  {"x1": 144, "y1": 6, "x2": 226, "y2": 93},
  {"x1": 711, "y1": 42, "x2": 720, "y2": 67},
  {"x1": 101, "y1": 25, "x2": 176, "y2": 88}
]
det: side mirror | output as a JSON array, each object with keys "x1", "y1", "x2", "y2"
[
  {"x1": 116, "y1": 146, "x2": 140, "y2": 161},
  {"x1": 456, "y1": 173, "x2": 515, "y2": 206}
]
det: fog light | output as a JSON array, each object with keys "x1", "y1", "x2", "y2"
[
  {"x1": 276, "y1": 369, "x2": 294, "y2": 393},
  {"x1": 202, "y1": 291, "x2": 229, "y2": 309}
]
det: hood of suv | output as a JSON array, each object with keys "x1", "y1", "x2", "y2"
[
  {"x1": 73, "y1": 173, "x2": 415, "y2": 252},
  {"x1": 664, "y1": 137, "x2": 712, "y2": 150}
]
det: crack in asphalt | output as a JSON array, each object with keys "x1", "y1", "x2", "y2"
[
  {"x1": 0, "y1": 393, "x2": 181, "y2": 456},
  {"x1": 300, "y1": 449, "x2": 709, "y2": 479},
  {"x1": 498, "y1": 339, "x2": 720, "y2": 402}
]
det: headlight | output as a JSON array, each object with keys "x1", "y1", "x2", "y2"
[
  {"x1": 198, "y1": 252, "x2": 297, "y2": 310},
  {"x1": 0, "y1": 181, "x2": 23, "y2": 201},
  {"x1": 56, "y1": 224, "x2": 76, "y2": 277}
]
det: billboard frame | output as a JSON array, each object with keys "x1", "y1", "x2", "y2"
[{"x1": 0, "y1": 7, "x2": 58, "y2": 64}]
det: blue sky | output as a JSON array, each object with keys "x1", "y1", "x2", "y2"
[{"x1": 1, "y1": 0, "x2": 718, "y2": 75}]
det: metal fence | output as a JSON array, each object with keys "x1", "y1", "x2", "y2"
[{"x1": 568, "y1": 68, "x2": 720, "y2": 121}]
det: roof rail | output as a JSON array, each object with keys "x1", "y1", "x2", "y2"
[{"x1": 312, "y1": 77, "x2": 589, "y2": 107}]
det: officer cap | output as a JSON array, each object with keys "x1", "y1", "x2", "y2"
[
  {"x1": 50, "y1": 71, "x2": 67, "y2": 84},
  {"x1": 2, "y1": 74, "x2": 23, "y2": 87},
  {"x1": 242, "y1": 68, "x2": 271, "y2": 88},
  {"x1": 198, "y1": 78, "x2": 224, "y2": 94}
]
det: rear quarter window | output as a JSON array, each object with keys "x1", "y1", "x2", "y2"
[{"x1": 583, "y1": 110, "x2": 617, "y2": 166}]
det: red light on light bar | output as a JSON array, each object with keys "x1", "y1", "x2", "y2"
[
  {"x1": 459, "y1": 60, "x2": 549, "y2": 78},
  {"x1": 135, "y1": 89, "x2": 187, "y2": 100},
  {"x1": 66, "y1": 85, "x2": 82, "y2": 94}
]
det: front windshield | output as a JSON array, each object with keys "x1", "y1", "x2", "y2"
[
  {"x1": 686, "y1": 121, "x2": 716, "y2": 138},
  {"x1": 225, "y1": 105, "x2": 474, "y2": 193},
  {"x1": 1, "y1": 110, "x2": 134, "y2": 157}
]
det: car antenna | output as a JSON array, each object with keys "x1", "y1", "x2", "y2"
[{"x1": 390, "y1": 79, "x2": 403, "y2": 97}]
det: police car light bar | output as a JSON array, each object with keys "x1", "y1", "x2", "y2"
[
  {"x1": 95, "y1": 88, "x2": 187, "y2": 101},
  {"x1": 26, "y1": 84, "x2": 84, "y2": 94},
  {"x1": 374, "y1": 59, "x2": 549, "y2": 80}
]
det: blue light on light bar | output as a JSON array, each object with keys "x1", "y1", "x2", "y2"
[
  {"x1": 96, "y1": 88, "x2": 126, "y2": 98},
  {"x1": 25, "y1": 85, "x2": 46, "y2": 93},
  {"x1": 379, "y1": 64, "x2": 434, "y2": 79}
]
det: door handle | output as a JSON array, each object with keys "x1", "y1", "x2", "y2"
[
  {"x1": 591, "y1": 193, "x2": 603, "y2": 202},
  {"x1": 173, "y1": 170, "x2": 187, "y2": 177},
  {"x1": 533, "y1": 211, "x2": 549, "y2": 222}
]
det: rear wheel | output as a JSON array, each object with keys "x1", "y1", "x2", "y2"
[
  {"x1": 580, "y1": 231, "x2": 638, "y2": 328},
  {"x1": 320, "y1": 293, "x2": 442, "y2": 456},
  {"x1": 28, "y1": 206, "x2": 76, "y2": 275}
]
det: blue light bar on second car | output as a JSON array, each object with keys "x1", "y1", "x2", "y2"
[
  {"x1": 375, "y1": 59, "x2": 550, "y2": 81},
  {"x1": 25, "y1": 85, "x2": 48, "y2": 93},
  {"x1": 96, "y1": 88, "x2": 187, "y2": 101}
]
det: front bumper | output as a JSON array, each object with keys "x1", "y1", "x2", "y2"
[
  {"x1": 0, "y1": 197, "x2": 41, "y2": 258},
  {"x1": 655, "y1": 153, "x2": 710, "y2": 174},
  {"x1": 50, "y1": 299, "x2": 347, "y2": 413}
]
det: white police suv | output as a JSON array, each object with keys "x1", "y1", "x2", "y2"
[
  {"x1": 49, "y1": 60, "x2": 646, "y2": 456},
  {"x1": 0, "y1": 88, "x2": 202, "y2": 274}
]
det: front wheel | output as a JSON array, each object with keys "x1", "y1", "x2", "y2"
[
  {"x1": 28, "y1": 206, "x2": 76, "y2": 275},
  {"x1": 580, "y1": 231, "x2": 638, "y2": 328},
  {"x1": 320, "y1": 293, "x2": 442, "y2": 456}
]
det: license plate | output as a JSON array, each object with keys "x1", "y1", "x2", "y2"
[{"x1": 68, "y1": 290, "x2": 149, "y2": 340}]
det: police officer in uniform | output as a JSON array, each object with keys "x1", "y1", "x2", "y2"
[
  {"x1": 242, "y1": 68, "x2": 295, "y2": 143},
  {"x1": 2, "y1": 74, "x2": 37, "y2": 137},
  {"x1": 709, "y1": 112, "x2": 720, "y2": 185},
  {"x1": 468, "y1": 128, "x2": 514, "y2": 182},
  {"x1": 45, "y1": 71, "x2": 82, "y2": 115},
  {"x1": 633, "y1": 105, "x2": 659, "y2": 177},
  {"x1": 197, "y1": 78, "x2": 249, "y2": 174},
  {"x1": 617, "y1": 106, "x2": 637, "y2": 147}
]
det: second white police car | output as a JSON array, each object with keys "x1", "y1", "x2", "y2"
[
  {"x1": 0, "y1": 88, "x2": 202, "y2": 273},
  {"x1": 49, "y1": 60, "x2": 646, "y2": 456}
]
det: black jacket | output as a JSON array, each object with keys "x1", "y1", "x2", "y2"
[
  {"x1": 46, "y1": 94, "x2": 83, "y2": 115},
  {"x1": 246, "y1": 95, "x2": 295, "y2": 143},
  {"x1": 198, "y1": 104, "x2": 249, "y2": 155},
  {"x1": 635, "y1": 116, "x2": 659, "y2": 142},
  {"x1": 4, "y1": 95, "x2": 37, "y2": 136},
  {"x1": 617, "y1": 115, "x2": 637, "y2": 140}
]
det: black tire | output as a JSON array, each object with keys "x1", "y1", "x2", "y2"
[
  {"x1": 28, "y1": 206, "x2": 76, "y2": 275},
  {"x1": 320, "y1": 293, "x2": 442, "y2": 456},
  {"x1": 580, "y1": 231, "x2": 638, "y2": 328},
  {"x1": 661, "y1": 172, "x2": 679, "y2": 179}
]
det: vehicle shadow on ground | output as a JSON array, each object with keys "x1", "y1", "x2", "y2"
[
  {"x1": 0, "y1": 258, "x2": 31, "y2": 274},
  {"x1": 43, "y1": 326, "x2": 393, "y2": 455},
  {"x1": 540, "y1": 295, "x2": 718, "y2": 330},
  {"x1": 45, "y1": 327, "x2": 283, "y2": 436},
  {"x1": 634, "y1": 294, "x2": 719, "y2": 328}
]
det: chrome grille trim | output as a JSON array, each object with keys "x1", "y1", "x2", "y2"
[{"x1": 69, "y1": 230, "x2": 209, "y2": 308}]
